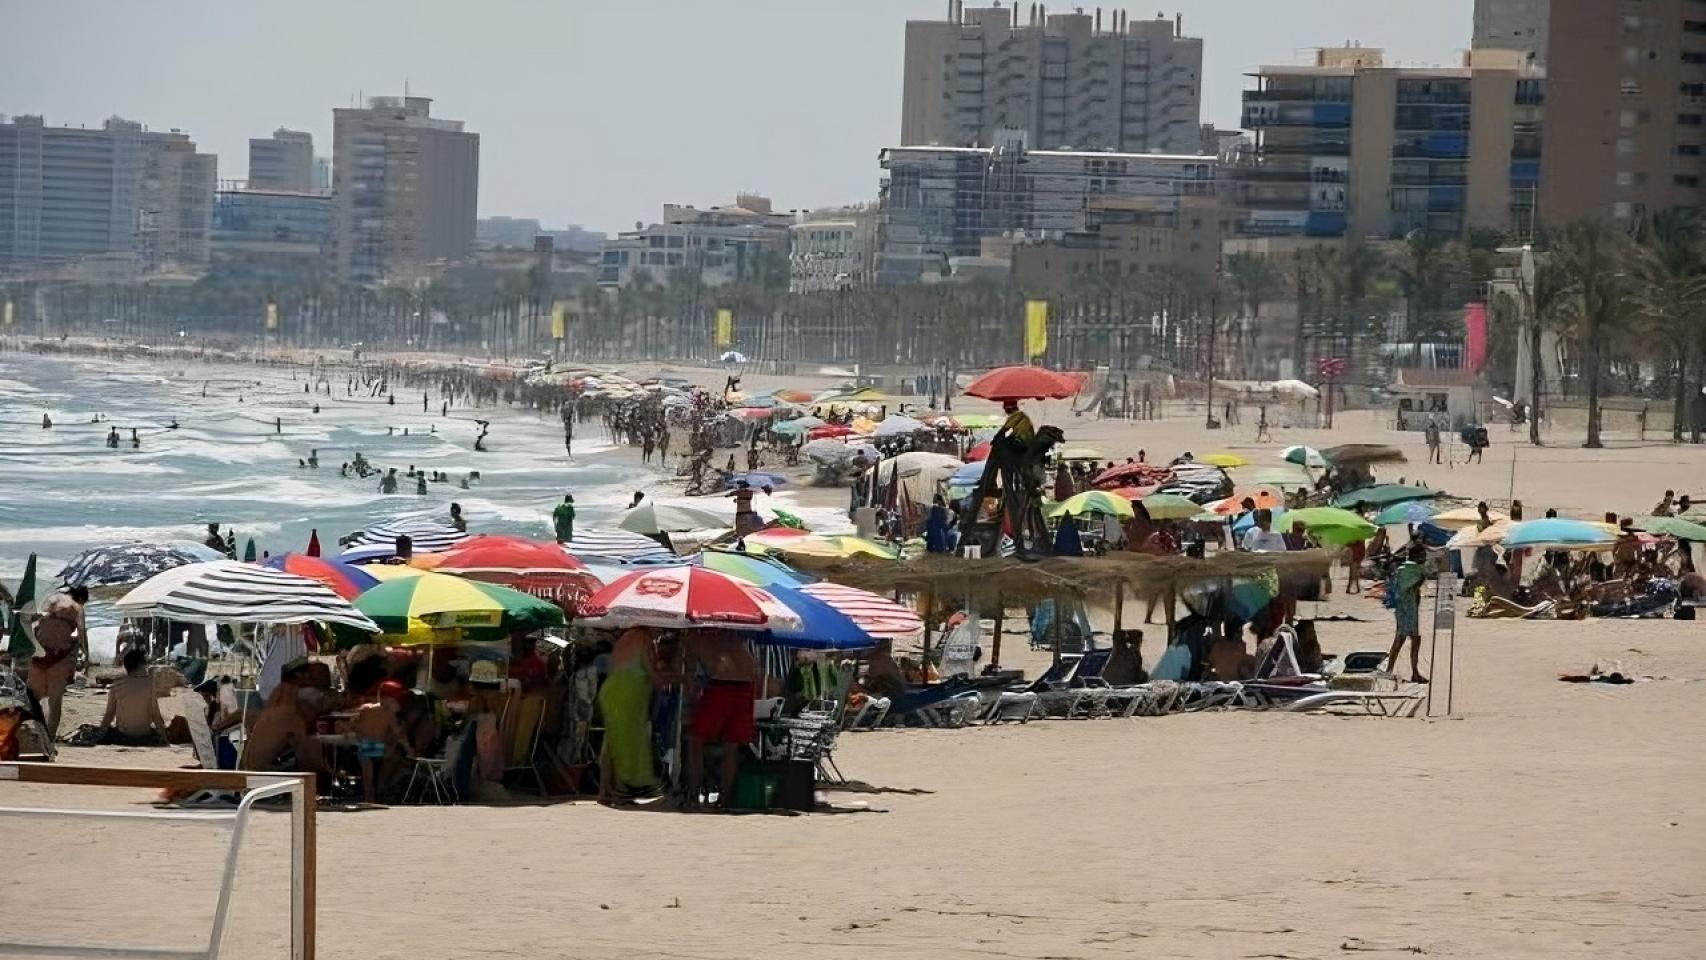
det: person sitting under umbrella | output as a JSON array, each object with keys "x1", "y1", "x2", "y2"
[{"x1": 94, "y1": 647, "x2": 168, "y2": 747}]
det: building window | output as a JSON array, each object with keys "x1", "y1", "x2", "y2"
[
  {"x1": 1617, "y1": 170, "x2": 1635, "y2": 186},
  {"x1": 1614, "y1": 201, "x2": 1634, "y2": 219},
  {"x1": 1623, "y1": 15, "x2": 1643, "y2": 31},
  {"x1": 1617, "y1": 137, "x2": 1637, "y2": 155},
  {"x1": 1622, "y1": 78, "x2": 1643, "y2": 95},
  {"x1": 1677, "y1": 175, "x2": 1702, "y2": 189},
  {"x1": 1621, "y1": 109, "x2": 1638, "y2": 127},
  {"x1": 1625, "y1": 47, "x2": 1641, "y2": 64}
]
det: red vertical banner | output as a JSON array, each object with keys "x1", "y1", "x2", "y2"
[{"x1": 1464, "y1": 302, "x2": 1488, "y2": 372}]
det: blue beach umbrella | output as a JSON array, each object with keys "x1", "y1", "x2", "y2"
[
  {"x1": 694, "y1": 550, "x2": 809, "y2": 588},
  {"x1": 1374, "y1": 501, "x2": 1438, "y2": 526},
  {"x1": 1502, "y1": 518, "x2": 1614, "y2": 550},
  {"x1": 761, "y1": 583, "x2": 875, "y2": 650}
]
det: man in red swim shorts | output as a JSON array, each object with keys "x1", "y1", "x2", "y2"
[{"x1": 686, "y1": 630, "x2": 756, "y2": 809}]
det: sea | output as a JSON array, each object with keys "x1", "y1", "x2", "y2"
[{"x1": 0, "y1": 347, "x2": 828, "y2": 658}]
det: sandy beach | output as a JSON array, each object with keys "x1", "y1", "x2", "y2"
[{"x1": 6, "y1": 346, "x2": 1706, "y2": 959}]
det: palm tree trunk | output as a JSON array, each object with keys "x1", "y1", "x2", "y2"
[
  {"x1": 1673, "y1": 342, "x2": 1689, "y2": 444},
  {"x1": 1528, "y1": 323, "x2": 1544, "y2": 446},
  {"x1": 1583, "y1": 329, "x2": 1604, "y2": 448}
]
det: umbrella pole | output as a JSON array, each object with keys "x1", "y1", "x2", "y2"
[
  {"x1": 920, "y1": 589, "x2": 935, "y2": 669},
  {"x1": 990, "y1": 598, "x2": 1003, "y2": 668},
  {"x1": 1112, "y1": 582, "x2": 1125, "y2": 638}
]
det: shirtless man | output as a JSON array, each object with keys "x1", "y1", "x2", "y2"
[
  {"x1": 348, "y1": 681, "x2": 413, "y2": 803},
  {"x1": 685, "y1": 631, "x2": 757, "y2": 809},
  {"x1": 96, "y1": 647, "x2": 168, "y2": 746},
  {"x1": 241, "y1": 679, "x2": 330, "y2": 785}
]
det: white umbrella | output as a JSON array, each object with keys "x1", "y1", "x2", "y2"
[
  {"x1": 116, "y1": 560, "x2": 379, "y2": 632},
  {"x1": 619, "y1": 500, "x2": 732, "y2": 535},
  {"x1": 563, "y1": 528, "x2": 677, "y2": 564},
  {"x1": 873, "y1": 415, "x2": 927, "y2": 437}
]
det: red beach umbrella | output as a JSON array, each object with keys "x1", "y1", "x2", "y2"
[{"x1": 962, "y1": 365, "x2": 1086, "y2": 402}]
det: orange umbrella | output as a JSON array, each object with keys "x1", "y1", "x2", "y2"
[{"x1": 963, "y1": 365, "x2": 1086, "y2": 401}]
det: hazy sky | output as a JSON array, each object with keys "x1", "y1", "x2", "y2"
[{"x1": 5, "y1": 0, "x2": 1472, "y2": 234}]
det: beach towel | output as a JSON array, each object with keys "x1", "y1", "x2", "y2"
[{"x1": 598, "y1": 664, "x2": 659, "y2": 792}]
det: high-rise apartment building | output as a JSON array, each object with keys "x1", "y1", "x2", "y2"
[
  {"x1": 1538, "y1": 0, "x2": 1705, "y2": 226},
  {"x1": 0, "y1": 115, "x2": 216, "y2": 275},
  {"x1": 877, "y1": 130, "x2": 1216, "y2": 283},
  {"x1": 331, "y1": 96, "x2": 479, "y2": 283},
  {"x1": 247, "y1": 128, "x2": 315, "y2": 193},
  {"x1": 900, "y1": 3, "x2": 1203, "y2": 154},
  {"x1": 1473, "y1": 0, "x2": 1550, "y2": 65},
  {"x1": 1237, "y1": 47, "x2": 1544, "y2": 240}
]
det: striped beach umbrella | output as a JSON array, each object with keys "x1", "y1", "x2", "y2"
[
  {"x1": 115, "y1": 561, "x2": 379, "y2": 632},
  {"x1": 339, "y1": 517, "x2": 469, "y2": 562},
  {"x1": 562, "y1": 527, "x2": 676, "y2": 564},
  {"x1": 56, "y1": 541, "x2": 219, "y2": 592},
  {"x1": 579, "y1": 566, "x2": 802, "y2": 632}
]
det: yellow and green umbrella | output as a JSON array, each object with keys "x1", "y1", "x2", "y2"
[
  {"x1": 1200, "y1": 452, "x2": 1250, "y2": 468},
  {"x1": 1138, "y1": 493, "x2": 1202, "y2": 520},
  {"x1": 1046, "y1": 490, "x2": 1136, "y2": 520},
  {"x1": 747, "y1": 532, "x2": 899, "y2": 560},
  {"x1": 353, "y1": 571, "x2": 564, "y2": 640}
]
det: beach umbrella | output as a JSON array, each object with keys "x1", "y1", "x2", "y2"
[
  {"x1": 1330, "y1": 484, "x2": 1441, "y2": 509},
  {"x1": 1634, "y1": 516, "x2": 1706, "y2": 541},
  {"x1": 808, "y1": 424, "x2": 855, "y2": 440},
  {"x1": 726, "y1": 472, "x2": 787, "y2": 488},
  {"x1": 1374, "y1": 501, "x2": 1439, "y2": 526},
  {"x1": 796, "y1": 582, "x2": 923, "y2": 639},
  {"x1": 1209, "y1": 488, "x2": 1283, "y2": 514},
  {"x1": 353, "y1": 571, "x2": 565, "y2": 637},
  {"x1": 1200, "y1": 452, "x2": 1250, "y2": 468},
  {"x1": 873, "y1": 415, "x2": 927, "y2": 437},
  {"x1": 1232, "y1": 507, "x2": 1287, "y2": 534},
  {"x1": 695, "y1": 551, "x2": 809, "y2": 588},
  {"x1": 1280, "y1": 445, "x2": 1326, "y2": 467},
  {"x1": 719, "y1": 350, "x2": 748, "y2": 364},
  {"x1": 7, "y1": 554, "x2": 38, "y2": 659},
  {"x1": 1092, "y1": 462, "x2": 1171, "y2": 489},
  {"x1": 964, "y1": 441, "x2": 992, "y2": 462},
  {"x1": 950, "y1": 460, "x2": 987, "y2": 486},
  {"x1": 758, "y1": 584, "x2": 875, "y2": 650},
  {"x1": 263, "y1": 553, "x2": 379, "y2": 600},
  {"x1": 341, "y1": 517, "x2": 469, "y2": 562},
  {"x1": 770, "y1": 419, "x2": 814, "y2": 436},
  {"x1": 1045, "y1": 490, "x2": 1135, "y2": 520},
  {"x1": 116, "y1": 560, "x2": 379, "y2": 632},
  {"x1": 619, "y1": 500, "x2": 730, "y2": 535},
  {"x1": 1502, "y1": 518, "x2": 1615, "y2": 551},
  {"x1": 1428, "y1": 506, "x2": 1507, "y2": 530},
  {"x1": 561, "y1": 527, "x2": 676, "y2": 564},
  {"x1": 1446, "y1": 519, "x2": 1514, "y2": 550},
  {"x1": 952, "y1": 413, "x2": 1004, "y2": 429},
  {"x1": 306, "y1": 530, "x2": 322, "y2": 557},
  {"x1": 241, "y1": 539, "x2": 257, "y2": 563},
  {"x1": 745, "y1": 532, "x2": 901, "y2": 560},
  {"x1": 418, "y1": 535, "x2": 604, "y2": 614},
  {"x1": 1138, "y1": 493, "x2": 1202, "y2": 520},
  {"x1": 773, "y1": 389, "x2": 815, "y2": 404},
  {"x1": 962, "y1": 365, "x2": 1085, "y2": 401},
  {"x1": 1056, "y1": 447, "x2": 1106, "y2": 461},
  {"x1": 56, "y1": 541, "x2": 215, "y2": 592},
  {"x1": 578, "y1": 566, "x2": 803, "y2": 632},
  {"x1": 1278, "y1": 506, "x2": 1379, "y2": 545}
]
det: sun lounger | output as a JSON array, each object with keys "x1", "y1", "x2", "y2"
[
  {"x1": 1282, "y1": 690, "x2": 1423, "y2": 717},
  {"x1": 884, "y1": 679, "x2": 982, "y2": 727},
  {"x1": 984, "y1": 658, "x2": 1079, "y2": 723}
]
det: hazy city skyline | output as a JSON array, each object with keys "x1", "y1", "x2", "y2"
[{"x1": 5, "y1": 0, "x2": 1472, "y2": 233}]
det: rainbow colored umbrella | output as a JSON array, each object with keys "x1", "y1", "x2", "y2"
[
  {"x1": 263, "y1": 553, "x2": 379, "y2": 600},
  {"x1": 353, "y1": 571, "x2": 565, "y2": 639}
]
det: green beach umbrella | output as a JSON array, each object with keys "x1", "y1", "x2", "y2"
[
  {"x1": 1138, "y1": 493, "x2": 1203, "y2": 520},
  {"x1": 7, "y1": 553, "x2": 38, "y2": 658},
  {"x1": 1280, "y1": 506, "x2": 1380, "y2": 546},
  {"x1": 1374, "y1": 501, "x2": 1439, "y2": 526},
  {"x1": 243, "y1": 539, "x2": 258, "y2": 563},
  {"x1": 1634, "y1": 516, "x2": 1706, "y2": 541},
  {"x1": 1281, "y1": 445, "x2": 1326, "y2": 467},
  {"x1": 1331, "y1": 484, "x2": 1442, "y2": 510}
]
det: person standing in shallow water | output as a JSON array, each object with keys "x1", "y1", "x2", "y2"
[{"x1": 553, "y1": 494, "x2": 576, "y2": 543}]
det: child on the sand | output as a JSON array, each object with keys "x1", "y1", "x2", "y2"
[{"x1": 350, "y1": 681, "x2": 414, "y2": 804}]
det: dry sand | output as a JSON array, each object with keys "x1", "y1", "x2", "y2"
[{"x1": 8, "y1": 360, "x2": 1706, "y2": 959}]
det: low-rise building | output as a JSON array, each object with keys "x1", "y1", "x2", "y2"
[
  {"x1": 789, "y1": 206, "x2": 876, "y2": 292},
  {"x1": 211, "y1": 185, "x2": 334, "y2": 280},
  {"x1": 598, "y1": 195, "x2": 790, "y2": 288}
]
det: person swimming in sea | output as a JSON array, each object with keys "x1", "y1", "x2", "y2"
[
  {"x1": 378, "y1": 468, "x2": 399, "y2": 494},
  {"x1": 415, "y1": 474, "x2": 428, "y2": 495},
  {"x1": 105, "y1": 427, "x2": 119, "y2": 449},
  {"x1": 40, "y1": 414, "x2": 51, "y2": 429},
  {"x1": 168, "y1": 418, "x2": 179, "y2": 429},
  {"x1": 130, "y1": 428, "x2": 140, "y2": 449}
]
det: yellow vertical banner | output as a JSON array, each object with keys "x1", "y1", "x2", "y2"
[
  {"x1": 715, "y1": 308, "x2": 733, "y2": 348},
  {"x1": 2, "y1": 300, "x2": 13, "y2": 327},
  {"x1": 1024, "y1": 300, "x2": 1049, "y2": 359},
  {"x1": 264, "y1": 301, "x2": 279, "y2": 331},
  {"x1": 550, "y1": 301, "x2": 567, "y2": 340}
]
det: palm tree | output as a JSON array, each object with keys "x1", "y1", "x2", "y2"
[
  {"x1": 1394, "y1": 230, "x2": 1466, "y2": 366},
  {"x1": 1225, "y1": 251, "x2": 1279, "y2": 377},
  {"x1": 1515, "y1": 238, "x2": 1572, "y2": 446},
  {"x1": 1630, "y1": 207, "x2": 1706, "y2": 442},
  {"x1": 1556, "y1": 219, "x2": 1636, "y2": 448}
]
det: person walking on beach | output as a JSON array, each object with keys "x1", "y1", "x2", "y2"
[
  {"x1": 1255, "y1": 405, "x2": 1272, "y2": 442},
  {"x1": 1425, "y1": 417, "x2": 1442, "y2": 464},
  {"x1": 27, "y1": 586, "x2": 87, "y2": 739},
  {"x1": 553, "y1": 494, "x2": 576, "y2": 544},
  {"x1": 1384, "y1": 543, "x2": 1430, "y2": 683}
]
